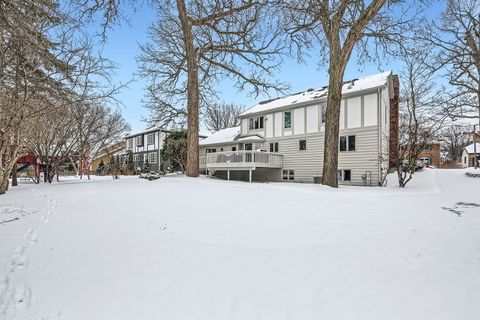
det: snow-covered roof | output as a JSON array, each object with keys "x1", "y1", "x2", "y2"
[
  {"x1": 464, "y1": 143, "x2": 480, "y2": 154},
  {"x1": 235, "y1": 136, "x2": 264, "y2": 143},
  {"x1": 200, "y1": 127, "x2": 240, "y2": 146},
  {"x1": 240, "y1": 71, "x2": 392, "y2": 117}
]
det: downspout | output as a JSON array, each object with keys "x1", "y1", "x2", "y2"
[{"x1": 377, "y1": 88, "x2": 382, "y2": 185}]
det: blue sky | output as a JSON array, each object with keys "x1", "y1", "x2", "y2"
[{"x1": 94, "y1": 1, "x2": 444, "y2": 134}]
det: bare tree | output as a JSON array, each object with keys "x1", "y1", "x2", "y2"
[
  {"x1": 138, "y1": 0, "x2": 286, "y2": 177},
  {"x1": 283, "y1": 0, "x2": 415, "y2": 187},
  {"x1": 0, "y1": 0, "x2": 72, "y2": 193},
  {"x1": 442, "y1": 123, "x2": 471, "y2": 163},
  {"x1": 397, "y1": 49, "x2": 447, "y2": 187},
  {"x1": 203, "y1": 102, "x2": 244, "y2": 132},
  {"x1": 424, "y1": 0, "x2": 479, "y2": 127}
]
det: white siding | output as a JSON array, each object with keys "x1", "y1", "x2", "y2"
[
  {"x1": 347, "y1": 96, "x2": 361, "y2": 129},
  {"x1": 364, "y1": 93, "x2": 378, "y2": 127},
  {"x1": 274, "y1": 112, "x2": 282, "y2": 137},
  {"x1": 294, "y1": 107, "x2": 305, "y2": 135},
  {"x1": 306, "y1": 105, "x2": 318, "y2": 133},
  {"x1": 266, "y1": 113, "x2": 274, "y2": 138},
  {"x1": 241, "y1": 118, "x2": 248, "y2": 135},
  {"x1": 339, "y1": 100, "x2": 345, "y2": 130}
]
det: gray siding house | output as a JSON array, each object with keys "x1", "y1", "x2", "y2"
[
  {"x1": 200, "y1": 71, "x2": 399, "y2": 186},
  {"x1": 124, "y1": 128, "x2": 169, "y2": 172}
]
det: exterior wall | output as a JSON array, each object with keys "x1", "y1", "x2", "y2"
[
  {"x1": 267, "y1": 126, "x2": 380, "y2": 185},
  {"x1": 124, "y1": 130, "x2": 167, "y2": 172},
  {"x1": 90, "y1": 154, "x2": 109, "y2": 172},
  {"x1": 418, "y1": 143, "x2": 442, "y2": 167},
  {"x1": 462, "y1": 151, "x2": 480, "y2": 168}
]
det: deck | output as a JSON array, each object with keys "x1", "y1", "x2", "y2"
[{"x1": 200, "y1": 151, "x2": 283, "y2": 170}]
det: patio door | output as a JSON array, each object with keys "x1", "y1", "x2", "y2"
[{"x1": 244, "y1": 143, "x2": 253, "y2": 162}]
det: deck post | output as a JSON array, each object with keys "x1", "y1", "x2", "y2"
[
  {"x1": 227, "y1": 170, "x2": 230, "y2": 180},
  {"x1": 249, "y1": 169, "x2": 252, "y2": 183}
]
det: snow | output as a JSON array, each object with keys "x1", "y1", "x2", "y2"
[
  {"x1": 464, "y1": 142, "x2": 480, "y2": 154},
  {"x1": 1, "y1": 169, "x2": 480, "y2": 319},
  {"x1": 199, "y1": 126, "x2": 240, "y2": 146},
  {"x1": 240, "y1": 71, "x2": 392, "y2": 117}
]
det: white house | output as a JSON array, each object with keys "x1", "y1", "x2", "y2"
[
  {"x1": 461, "y1": 142, "x2": 480, "y2": 168},
  {"x1": 199, "y1": 71, "x2": 400, "y2": 186}
]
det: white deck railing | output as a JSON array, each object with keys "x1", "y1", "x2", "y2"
[{"x1": 201, "y1": 151, "x2": 283, "y2": 169}]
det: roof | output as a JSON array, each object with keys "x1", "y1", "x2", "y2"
[
  {"x1": 235, "y1": 136, "x2": 264, "y2": 143},
  {"x1": 199, "y1": 127, "x2": 241, "y2": 146},
  {"x1": 240, "y1": 71, "x2": 393, "y2": 117},
  {"x1": 124, "y1": 127, "x2": 170, "y2": 139},
  {"x1": 125, "y1": 128, "x2": 207, "y2": 139},
  {"x1": 464, "y1": 143, "x2": 480, "y2": 154}
]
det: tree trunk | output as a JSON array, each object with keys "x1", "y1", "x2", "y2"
[
  {"x1": 0, "y1": 176, "x2": 8, "y2": 194},
  {"x1": 322, "y1": 62, "x2": 345, "y2": 188},
  {"x1": 12, "y1": 163, "x2": 17, "y2": 186},
  {"x1": 177, "y1": 0, "x2": 200, "y2": 177}
]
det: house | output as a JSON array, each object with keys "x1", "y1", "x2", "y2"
[
  {"x1": 417, "y1": 142, "x2": 442, "y2": 167},
  {"x1": 200, "y1": 71, "x2": 399, "y2": 185},
  {"x1": 124, "y1": 128, "x2": 170, "y2": 172},
  {"x1": 461, "y1": 142, "x2": 480, "y2": 167},
  {"x1": 90, "y1": 141, "x2": 126, "y2": 173}
]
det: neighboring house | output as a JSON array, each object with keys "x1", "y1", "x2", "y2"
[
  {"x1": 90, "y1": 141, "x2": 126, "y2": 173},
  {"x1": 124, "y1": 128, "x2": 170, "y2": 172},
  {"x1": 200, "y1": 71, "x2": 400, "y2": 186},
  {"x1": 417, "y1": 143, "x2": 442, "y2": 167},
  {"x1": 461, "y1": 142, "x2": 480, "y2": 168}
]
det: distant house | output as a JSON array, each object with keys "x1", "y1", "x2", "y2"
[
  {"x1": 90, "y1": 141, "x2": 126, "y2": 173},
  {"x1": 417, "y1": 143, "x2": 442, "y2": 167},
  {"x1": 461, "y1": 143, "x2": 480, "y2": 168},
  {"x1": 199, "y1": 71, "x2": 400, "y2": 186},
  {"x1": 124, "y1": 128, "x2": 170, "y2": 172}
]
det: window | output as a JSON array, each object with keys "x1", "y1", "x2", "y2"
[
  {"x1": 283, "y1": 169, "x2": 294, "y2": 181},
  {"x1": 206, "y1": 148, "x2": 216, "y2": 153},
  {"x1": 284, "y1": 111, "x2": 292, "y2": 129},
  {"x1": 148, "y1": 153, "x2": 157, "y2": 164},
  {"x1": 232, "y1": 147, "x2": 237, "y2": 151},
  {"x1": 244, "y1": 143, "x2": 253, "y2": 150},
  {"x1": 340, "y1": 135, "x2": 355, "y2": 151},
  {"x1": 147, "y1": 133, "x2": 155, "y2": 145},
  {"x1": 338, "y1": 169, "x2": 351, "y2": 182},
  {"x1": 127, "y1": 138, "x2": 133, "y2": 149},
  {"x1": 348, "y1": 135, "x2": 356, "y2": 151},
  {"x1": 249, "y1": 116, "x2": 264, "y2": 130},
  {"x1": 299, "y1": 140, "x2": 306, "y2": 151},
  {"x1": 422, "y1": 144, "x2": 432, "y2": 151},
  {"x1": 269, "y1": 142, "x2": 279, "y2": 152},
  {"x1": 136, "y1": 135, "x2": 143, "y2": 147},
  {"x1": 133, "y1": 154, "x2": 140, "y2": 162},
  {"x1": 220, "y1": 148, "x2": 224, "y2": 151},
  {"x1": 321, "y1": 105, "x2": 327, "y2": 123}
]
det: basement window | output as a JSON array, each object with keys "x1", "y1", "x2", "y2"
[
  {"x1": 338, "y1": 169, "x2": 351, "y2": 182},
  {"x1": 283, "y1": 169, "x2": 294, "y2": 181}
]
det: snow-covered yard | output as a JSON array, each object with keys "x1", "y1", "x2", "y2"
[{"x1": 1, "y1": 169, "x2": 480, "y2": 319}]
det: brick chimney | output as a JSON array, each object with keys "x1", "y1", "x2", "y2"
[
  {"x1": 389, "y1": 75, "x2": 400, "y2": 168},
  {"x1": 474, "y1": 133, "x2": 480, "y2": 143}
]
